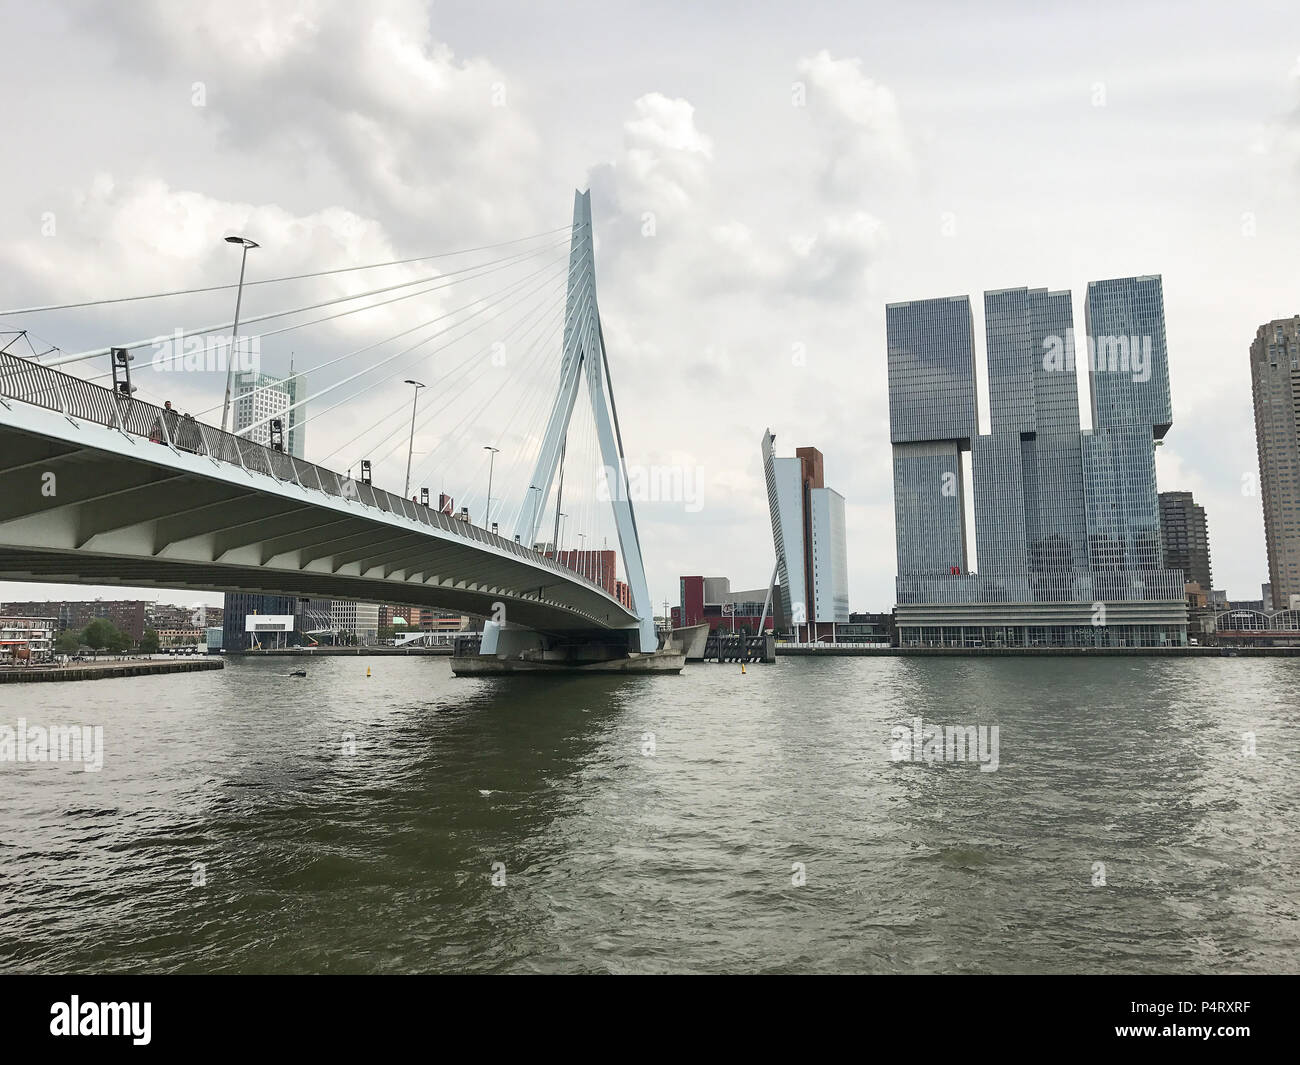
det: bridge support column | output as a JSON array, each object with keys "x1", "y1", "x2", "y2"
[{"x1": 454, "y1": 621, "x2": 683, "y2": 674}]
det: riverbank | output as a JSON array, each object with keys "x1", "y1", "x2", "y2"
[
  {"x1": 776, "y1": 644, "x2": 1300, "y2": 657},
  {"x1": 230, "y1": 646, "x2": 453, "y2": 657},
  {"x1": 0, "y1": 658, "x2": 224, "y2": 683}
]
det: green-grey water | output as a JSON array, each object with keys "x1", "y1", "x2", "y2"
[{"x1": 0, "y1": 655, "x2": 1297, "y2": 973}]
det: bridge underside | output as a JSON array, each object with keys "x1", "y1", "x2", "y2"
[{"x1": 0, "y1": 407, "x2": 640, "y2": 636}]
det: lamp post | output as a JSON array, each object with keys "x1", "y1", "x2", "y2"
[
  {"x1": 220, "y1": 235, "x2": 259, "y2": 433},
  {"x1": 483, "y1": 445, "x2": 499, "y2": 528},
  {"x1": 403, "y1": 379, "x2": 425, "y2": 497}
]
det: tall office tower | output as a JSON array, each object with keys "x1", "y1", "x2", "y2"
[
  {"x1": 976, "y1": 287, "x2": 1088, "y2": 603},
  {"x1": 885, "y1": 296, "x2": 979, "y2": 608},
  {"x1": 1249, "y1": 316, "x2": 1300, "y2": 606},
  {"x1": 762, "y1": 431, "x2": 849, "y2": 636},
  {"x1": 887, "y1": 276, "x2": 1186, "y2": 647},
  {"x1": 233, "y1": 368, "x2": 305, "y2": 458},
  {"x1": 1159, "y1": 491, "x2": 1213, "y2": 592},
  {"x1": 1081, "y1": 276, "x2": 1179, "y2": 602}
]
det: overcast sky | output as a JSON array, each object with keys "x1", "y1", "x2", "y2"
[{"x1": 1, "y1": 0, "x2": 1298, "y2": 614}]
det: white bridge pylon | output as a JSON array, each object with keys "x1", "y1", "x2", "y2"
[{"x1": 512, "y1": 190, "x2": 655, "y2": 651}]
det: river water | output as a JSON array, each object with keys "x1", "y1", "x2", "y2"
[{"x1": 1, "y1": 655, "x2": 1296, "y2": 973}]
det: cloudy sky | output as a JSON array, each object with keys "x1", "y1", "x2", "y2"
[{"x1": 1, "y1": 0, "x2": 1298, "y2": 615}]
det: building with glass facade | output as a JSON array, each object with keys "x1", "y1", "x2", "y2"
[
  {"x1": 1159, "y1": 491, "x2": 1213, "y2": 593},
  {"x1": 887, "y1": 277, "x2": 1187, "y2": 647},
  {"x1": 233, "y1": 367, "x2": 305, "y2": 459},
  {"x1": 221, "y1": 593, "x2": 297, "y2": 652},
  {"x1": 762, "y1": 430, "x2": 849, "y2": 636}
]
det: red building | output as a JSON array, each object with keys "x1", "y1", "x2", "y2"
[
  {"x1": 671, "y1": 576, "x2": 775, "y2": 633},
  {"x1": 556, "y1": 549, "x2": 619, "y2": 596}
]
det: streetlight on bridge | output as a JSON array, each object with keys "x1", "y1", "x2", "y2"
[
  {"x1": 403, "y1": 379, "x2": 425, "y2": 497},
  {"x1": 483, "y1": 445, "x2": 500, "y2": 528},
  {"x1": 220, "y1": 235, "x2": 259, "y2": 434}
]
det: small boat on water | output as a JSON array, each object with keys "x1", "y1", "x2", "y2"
[{"x1": 289, "y1": 669, "x2": 307, "y2": 677}]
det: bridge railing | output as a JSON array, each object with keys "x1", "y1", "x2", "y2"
[{"x1": 0, "y1": 351, "x2": 622, "y2": 605}]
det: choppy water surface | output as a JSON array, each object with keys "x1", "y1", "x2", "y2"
[{"x1": 0, "y1": 655, "x2": 1296, "y2": 973}]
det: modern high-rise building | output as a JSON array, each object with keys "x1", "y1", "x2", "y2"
[
  {"x1": 762, "y1": 431, "x2": 849, "y2": 636},
  {"x1": 233, "y1": 366, "x2": 305, "y2": 458},
  {"x1": 886, "y1": 276, "x2": 1187, "y2": 647},
  {"x1": 1159, "y1": 491, "x2": 1213, "y2": 593},
  {"x1": 1249, "y1": 316, "x2": 1300, "y2": 606}
]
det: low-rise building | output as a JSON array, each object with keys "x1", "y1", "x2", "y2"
[
  {"x1": 157, "y1": 628, "x2": 205, "y2": 647},
  {"x1": 672, "y1": 575, "x2": 776, "y2": 633},
  {"x1": 0, "y1": 616, "x2": 56, "y2": 663}
]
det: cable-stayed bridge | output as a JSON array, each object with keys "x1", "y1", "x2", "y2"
[{"x1": 0, "y1": 191, "x2": 678, "y2": 671}]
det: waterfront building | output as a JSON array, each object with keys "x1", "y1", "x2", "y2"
[
  {"x1": 762, "y1": 431, "x2": 849, "y2": 638},
  {"x1": 330, "y1": 601, "x2": 380, "y2": 642},
  {"x1": 1212, "y1": 606, "x2": 1300, "y2": 647},
  {"x1": 296, "y1": 597, "x2": 334, "y2": 638},
  {"x1": 0, "y1": 616, "x2": 56, "y2": 663},
  {"x1": 0, "y1": 599, "x2": 148, "y2": 641},
  {"x1": 886, "y1": 277, "x2": 1187, "y2": 647},
  {"x1": 221, "y1": 593, "x2": 297, "y2": 652},
  {"x1": 1159, "y1": 491, "x2": 1213, "y2": 593},
  {"x1": 1249, "y1": 316, "x2": 1300, "y2": 606},
  {"x1": 672, "y1": 575, "x2": 776, "y2": 633},
  {"x1": 157, "y1": 628, "x2": 205, "y2": 648}
]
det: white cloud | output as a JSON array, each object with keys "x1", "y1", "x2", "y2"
[{"x1": 796, "y1": 50, "x2": 912, "y2": 198}]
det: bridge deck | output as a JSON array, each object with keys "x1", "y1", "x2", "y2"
[{"x1": 0, "y1": 353, "x2": 637, "y2": 633}]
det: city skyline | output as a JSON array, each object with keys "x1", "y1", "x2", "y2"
[{"x1": 2, "y1": 0, "x2": 1298, "y2": 992}]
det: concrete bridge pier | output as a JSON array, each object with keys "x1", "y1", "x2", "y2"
[{"x1": 452, "y1": 620, "x2": 684, "y2": 674}]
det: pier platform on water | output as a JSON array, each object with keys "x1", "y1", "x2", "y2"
[
  {"x1": 702, "y1": 633, "x2": 775, "y2": 663},
  {"x1": 450, "y1": 650, "x2": 685, "y2": 675},
  {"x1": 0, "y1": 658, "x2": 224, "y2": 683},
  {"x1": 449, "y1": 632, "x2": 685, "y2": 674}
]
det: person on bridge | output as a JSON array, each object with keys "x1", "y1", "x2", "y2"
[
  {"x1": 177, "y1": 411, "x2": 201, "y2": 453},
  {"x1": 149, "y1": 402, "x2": 169, "y2": 443}
]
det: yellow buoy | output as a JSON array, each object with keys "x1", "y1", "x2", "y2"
[
  {"x1": 366, "y1": 666, "x2": 371, "y2": 677},
  {"x1": 741, "y1": 662, "x2": 746, "y2": 674}
]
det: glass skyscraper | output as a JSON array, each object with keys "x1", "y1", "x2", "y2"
[
  {"x1": 887, "y1": 276, "x2": 1187, "y2": 648},
  {"x1": 887, "y1": 296, "x2": 977, "y2": 607}
]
